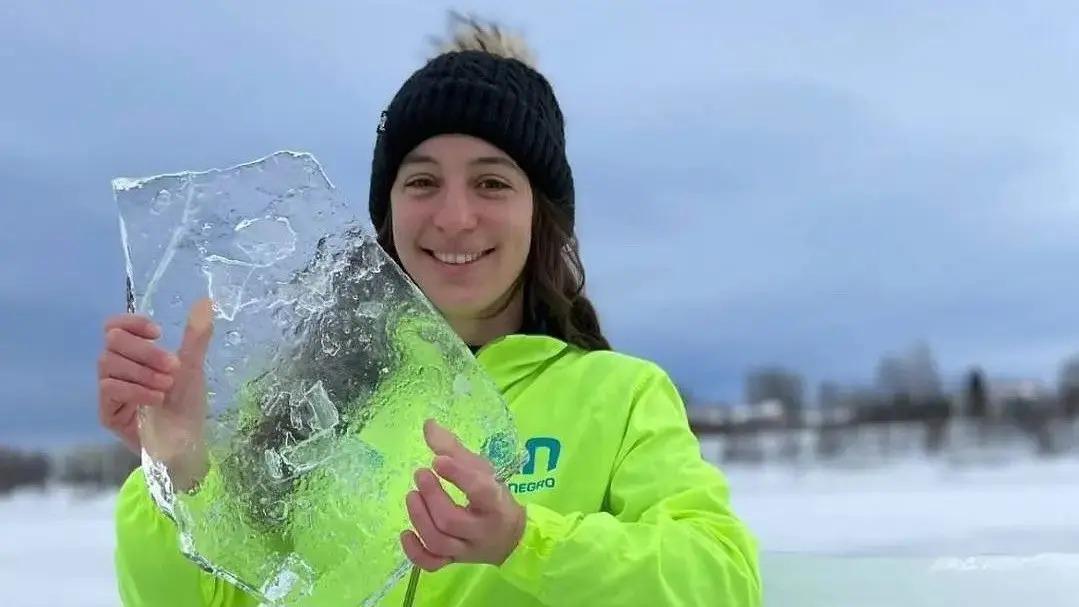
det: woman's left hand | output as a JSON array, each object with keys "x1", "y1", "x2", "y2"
[{"x1": 401, "y1": 419, "x2": 526, "y2": 572}]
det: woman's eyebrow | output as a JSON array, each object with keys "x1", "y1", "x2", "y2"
[
  {"x1": 470, "y1": 156, "x2": 521, "y2": 171},
  {"x1": 400, "y1": 153, "x2": 438, "y2": 166}
]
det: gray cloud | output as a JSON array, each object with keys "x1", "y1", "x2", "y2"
[{"x1": 578, "y1": 77, "x2": 1079, "y2": 399}]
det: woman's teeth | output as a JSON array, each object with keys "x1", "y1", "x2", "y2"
[{"x1": 433, "y1": 251, "x2": 485, "y2": 265}]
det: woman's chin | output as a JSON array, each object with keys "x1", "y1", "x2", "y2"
[
  {"x1": 414, "y1": 274, "x2": 522, "y2": 324},
  {"x1": 425, "y1": 290, "x2": 494, "y2": 319}
]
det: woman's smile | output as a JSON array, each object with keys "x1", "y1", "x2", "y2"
[{"x1": 424, "y1": 248, "x2": 496, "y2": 266}]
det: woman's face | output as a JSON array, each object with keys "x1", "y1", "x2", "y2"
[{"x1": 390, "y1": 134, "x2": 534, "y2": 319}]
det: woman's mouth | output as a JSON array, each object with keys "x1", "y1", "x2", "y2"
[{"x1": 425, "y1": 249, "x2": 494, "y2": 265}]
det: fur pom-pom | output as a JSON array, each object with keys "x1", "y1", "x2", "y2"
[{"x1": 431, "y1": 11, "x2": 537, "y2": 68}]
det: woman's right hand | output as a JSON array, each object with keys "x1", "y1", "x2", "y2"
[{"x1": 98, "y1": 298, "x2": 214, "y2": 490}]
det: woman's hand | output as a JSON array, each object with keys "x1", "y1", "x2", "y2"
[
  {"x1": 401, "y1": 419, "x2": 525, "y2": 571},
  {"x1": 97, "y1": 298, "x2": 214, "y2": 490}
]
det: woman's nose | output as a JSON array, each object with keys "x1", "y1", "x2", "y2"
[{"x1": 432, "y1": 183, "x2": 479, "y2": 233}]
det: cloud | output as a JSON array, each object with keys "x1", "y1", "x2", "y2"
[{"x1": 571, "y1": 77, "x2": 1079, "y2": 399}]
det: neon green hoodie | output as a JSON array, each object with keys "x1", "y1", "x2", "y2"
[{"x1": 115, "y1": 334, "x2": 762, "y2": 606}]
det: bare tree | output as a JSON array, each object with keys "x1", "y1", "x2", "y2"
[
  {"x1": 964, "y1": 368, "x2": 988, "y2": 418},
  {"x1": 0, "y1": 447, "x2": 51, "y2": 494},
  {"x1": 1059, "y1": 356, "x2": 1079, "y2": 419},
  {"x1": 745, "y1": 367, "x2": 805, "y2": 427}
]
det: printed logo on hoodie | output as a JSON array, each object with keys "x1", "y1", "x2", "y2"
[{"x1": 508, "y1": 436, "x2": 561, "y2": 494}]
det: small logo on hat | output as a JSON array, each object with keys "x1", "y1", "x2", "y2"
[{"x1": 377, "y1": 111, "x2": 387, "y2": 134}]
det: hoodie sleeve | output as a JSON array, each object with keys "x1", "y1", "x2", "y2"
[
  {"x1": 114, "y1": 467, "x2": 258, "y2": 607},
  {"x1": 496, "y1": 365, "x2": 763, "y2": 606}
]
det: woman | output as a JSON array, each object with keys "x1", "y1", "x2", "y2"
[{"x1": 99, "y1": 14, "x2": 762, "y2": 607}]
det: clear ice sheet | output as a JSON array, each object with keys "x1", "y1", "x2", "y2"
[{"x1": 114, "y1": 151, "x2": 525, "y2": 606}]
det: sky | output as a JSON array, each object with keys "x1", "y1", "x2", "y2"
[{"x1": 2, "y1": 1, "x2": 1078, "y2": 448}]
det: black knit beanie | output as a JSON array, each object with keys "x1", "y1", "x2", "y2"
[{"x1": 368, "y1": 20, "x2": 574, "y2": 230}]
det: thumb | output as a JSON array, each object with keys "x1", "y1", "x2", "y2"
[{"x1": 178, "y1": 298, "x2": 214, "y2": 367}]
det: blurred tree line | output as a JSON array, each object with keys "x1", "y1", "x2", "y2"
[
  {"x1": 4, "y1": 341, "x2": 1077, "y2": 490},
  {"x1": 687, "y1": 342, "x2": 1079, "y2": 463},
  {"x1": 0, "y1": 443, "x2": 139, "y2": 495},
  {"x1": 0, "y1": 447, "x2": 50, "y2": 493}
]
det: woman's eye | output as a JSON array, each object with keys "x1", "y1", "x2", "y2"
[
  {"x1": 478, "y1": 178, "x2": 511, "y2": 191},
  {"x1": 404, "y1": 176, "x2": 437, "y2": 189}
]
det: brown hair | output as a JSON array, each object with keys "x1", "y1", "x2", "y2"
[{"x1": 376, "y1": 191, "x2": 610, "y2": 351}]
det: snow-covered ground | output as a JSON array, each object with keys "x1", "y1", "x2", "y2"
[
  {"x1": 727, "y1": 456, "x2": 1079, "y2": 557},
  {"x1": 2, "y1": 453, "x2": 1077, "y2": 606},
  {"x1": 724, "y1": 455, "x2": 1079, "y2": 606},
  {"x1": 0, "y1": 488, "x2": 118, "y2": 607}
]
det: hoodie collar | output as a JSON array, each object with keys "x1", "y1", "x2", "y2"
[{"x1": 474, "y1": 334, "x2": 571, "y2": 393}]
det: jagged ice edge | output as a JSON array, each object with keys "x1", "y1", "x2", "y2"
[{"x1": 112, "y1": 151, "x2": 337, "y2": 316}]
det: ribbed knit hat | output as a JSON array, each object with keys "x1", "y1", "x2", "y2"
[{"x1": 368, "y1": 15, "x2": 574, "y2": 230}]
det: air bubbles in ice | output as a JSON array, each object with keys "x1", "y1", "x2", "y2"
[
  {"x1": 294, "y1": 380, "x2": 339, "y2": 434},
  {"x1": 150, "y1": 189, "x2": 172, "y2": 215},
  {"x1": 234, "y1": 216, "x2": 297, "y2": 267},
  {"x1": 259, "y1": 554, "x2": 314, "y2": 603},
  {"x1": 355, "y1": 301, "x2": 384, "y2": 319},
  {"x1": 264, "y1": 449, "x2": 284, "y2": 480},
  {"x1": 202, "y1": 255, "x2": 258, "y2": 321},
  {"x1": 274, "y1": 382, "x2": 341, "y2": 477},
  {"x1": 294, "y1": 273, "x2": 334, "y2": 317},
  {"x1": 321, "y1": 333, "x2": 340, "y2": 356},
  {"x1": 453, "y1": 374, "x2": 472, "y2": 397}
]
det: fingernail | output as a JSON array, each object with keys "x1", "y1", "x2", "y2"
[{"x1": 167, "y1": 354, "x2": 181, "y2": 369}]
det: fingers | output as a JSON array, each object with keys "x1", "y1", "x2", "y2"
[
  {"x1": 405, "y1": 426, "x2": 525, "y2": 569},
  {"x1": 100, "y1": 398, "x2": 141, "y2": 454},
  {"x1": 116, "y1": 400, "x2": 139, "y2": 430},
  {"x1": 400, "y1": 530, "x2": 451, "y2": 572},
  {"x1": 104, "y1": 328, "x2": 179, "y2": 374},
  {"x1": 405, "y1": 488, "x2": 468, "y2": 558},
  {"x1": 102, "y1": 398, "x2": 139, "y2": 433},
  {"x1": 414, "y1": 468, "x2": 484, "y2": 540},
  {"x1": 423, "y1": 419, "x2": 466, "y2": 457},
  {"x1": 104, "y1": 314, "x2": 161, "y2": 340},
  {"x1": 98, "y1": 351, "x2": 175, "y2": 392},
  {"x1": 99, "y1": 395, "x2": 131, "y2": 425},
  {"x1": 99, "y1": 378, "x2": 165, "y2": 410},
  {"x1": 432, "y1": 455, "x2": 502, "y2": 513},
  {"x1": 98, "y1": 311, "x2": 187, "y2": 453},
  {"x1": 177, "y1": 298, "x2": 214, "y2": 368},
  {"x1": 423, "y1": 419, "x2": 493, "y2": 472}
]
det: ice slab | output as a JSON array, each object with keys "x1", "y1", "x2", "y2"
[{"x1": 114, "y1": 151, "x2": 524, "y2": 606}]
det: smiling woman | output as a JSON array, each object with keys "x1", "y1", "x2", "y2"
[
  {"x1": 386, "y1": 136, "x2": 536, "y2": 348},
  {"x1": 102, "y1": 12, "x2": 762, "y2": 607}
]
